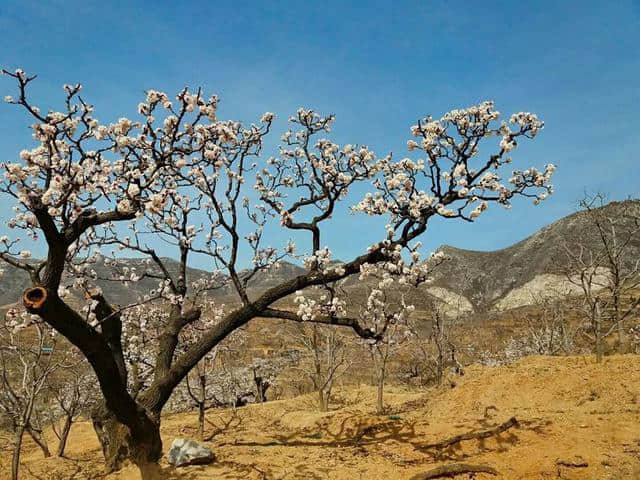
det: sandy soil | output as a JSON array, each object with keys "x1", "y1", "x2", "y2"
[{"x1": 2, "y1": 354, "x2": 639, "y2": 479}]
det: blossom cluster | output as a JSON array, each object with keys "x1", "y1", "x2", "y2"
[{"x1": 353, "y1": 101, "x2": 554, "y2": 231}]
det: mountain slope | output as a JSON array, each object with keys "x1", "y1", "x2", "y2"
[
  {"x1": 1, "y1": 200, "x2": 638, "y2": 313},
  {"x1": 425, "y1": 199, "x2": 640, "y2": 311}
]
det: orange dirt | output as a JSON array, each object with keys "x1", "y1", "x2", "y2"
[{"x1": 2, "y1": 354, "x2": 639, "y2": 479}]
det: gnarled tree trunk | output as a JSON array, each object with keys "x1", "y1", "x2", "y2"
[{"x1": 91, "y1": 402, "x2": 162, "y2": 476}]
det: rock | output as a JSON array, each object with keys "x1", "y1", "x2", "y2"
[{"x1": 167, "y1": 437, "x2": 215, "y2": 467}]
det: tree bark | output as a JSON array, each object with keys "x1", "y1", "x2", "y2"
[
  {"x1": 615, "y1": 299, "x2": 625, "y2": 350},
  {"x1": 91, "y1": 402, "x2": 162, "y2": 474},
  {"x1": 198, "y1": 402, "x2": 205, "y2": 440},
  {"x1": 376, "y1": 371, "x2": 385, "y2": 414},
  {"x1": 318, "y1": 389, "x2": 328, "y2": 412},
  {"x1": 595, "y1": 303, "x2": 603, "y2": 363},
  {"x1": 197, "y1": 373, "x2": 206, "y2": 439}
]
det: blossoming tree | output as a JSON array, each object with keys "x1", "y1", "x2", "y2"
[
  {"x1": 0, "y1": 68, "x2": 554, "y2": 477},
  {"x1": 0, "y1": 315, "x2": 62, "y2": 480},
  {"x1": 356, "y1": 249, "x2": 442, "y2": 414}
]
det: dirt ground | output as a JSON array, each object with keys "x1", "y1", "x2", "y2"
[{"x1": 2, "y1": 354, "x2": 639, "y2": 479}]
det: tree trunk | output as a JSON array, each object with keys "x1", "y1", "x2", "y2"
[
  {"x1": 376, "y1": 371, "x2": 385, "y2": 414},
  {"x1": 198, "y1": 401, "x2": 205, "y2": 440},
  {"x1": 91, "y1": 403, "x2": 162, "y2": 475},
  {"x1": 616, "y1": 306, "x2": 625, "y2": 351},
  {"x1": 318, "y1": 389, "x2": 328, "y2": 412},
  {"x1": 595, "y1": 303, "x2": 603, "y2": 363},
  {"x1": 198, "y1": 374, "x2": 206, "y2": 439},
  {"x1": 27, "y1": 426, "x2": 51, "y2": 457},
  {"x1": 56, "y1": 414, "x2": 73, "y2": 457},
  {"x1": 11, "y1": 426, "x2": 25, "y2": 480}
]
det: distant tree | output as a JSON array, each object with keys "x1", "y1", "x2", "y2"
[
  {"x1": 168, "y1": 328, "x2": 293, "y2": 438},
  {"x1": 0, "y1": 68, "x2": 554, "y2": 477},
  {"x1": 505, "y1": 294, "x2": 576, "y2": 360},
  {"x1": 294, "y1": 323, "x2": 349, "y2": 412},
  {"x1": 561, "y1": 195, "x2": 640, "y2": 361},
  {"x1": 422, "y1": 300, "x2": 464, "y2": 385},
  {"x1": 46, "y1": 365, "x2": 98, "y2": 457}
]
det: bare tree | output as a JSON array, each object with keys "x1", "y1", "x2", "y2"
[
  {"x1": 630, "y1": 324, "x2": 640, "y2": 354},
  {"x1": 295, "y1": 324, "x2": 349, "y2": 412},
  {"x1": 504, "y1": 294, "x2": 576, "y2": 360},
  {"x1": 561, "y1": 195, "x2": 640, "y2": 361},
  {"x1": 0, "y1": 68, "x2": 554, "y2": 476},
  {"x1": 423, "y1": 301, "x2": 464, "y2": 385},
  {"x1": 184, "y1": 351, "x2": 218, "y2": 439}
]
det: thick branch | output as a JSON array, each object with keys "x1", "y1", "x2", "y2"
[
  {"x1": 409, "y1": 463, "x2": 498, "y2": 479},
  {"x1": 417, "y1": 417, "x2": 519, "y2": 451},
  {"x1": 154, "y1": 306, "x2": 202, "y2": 384},
  {"x1": 64, "y1": 208, "x2": 137, "y2": 245},
  {"x1": 22, "y1": 287, "x2": 141, "y2": 429},
  {"x1": 85, "y1": 290, "x2": 128, "y2": 383},
  {"x1": 261, "y1": 308, "x2": 377, "y2": 339}
]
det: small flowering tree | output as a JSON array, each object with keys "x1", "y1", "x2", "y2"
[
  {"x1": 0, "y1": 68, "x2": 554, "y2": 477},
  {"x1": 0, "y1": 315, "x2": 62, "y2": 480},
  {"x1": 356, "y1": 248, "x2": 443, "y2": 413},
  {"x1": 47, "y1": 367, "x2": 98, "y2": 457}
]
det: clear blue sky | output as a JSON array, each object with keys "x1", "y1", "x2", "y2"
[{"x1": 0, "y1": 0, "x2": 638, "y2": 266}]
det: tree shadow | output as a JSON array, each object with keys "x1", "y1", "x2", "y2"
[
  {"x1": 216, "y1": 412, "x2": 420, "y2": 449},
  {"x1": 22, "y1": 458, "x2": 204, "y2": 480},
  {"x1": 204, "y1": 409, "x2": 246, "y2": 441},
  {"x1": 23, "y1": 459, "x2": 108, "y2": 480},
  {"x1": 215, "y1": 459, "x2": 328, "y2": 480},
  {"x1": 217, "y1": 411, "x2": 550, "y2": 458},
  {"x1": 414, "y1": 416, "x2": 551, "y2": 462}
]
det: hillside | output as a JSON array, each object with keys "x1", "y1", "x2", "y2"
[
  {"x1": 4, "y1": 354, "x2": 639, "y2": 479},
  {"x1": 425, "y1": 199, "x2": 640, "y2": 312}
]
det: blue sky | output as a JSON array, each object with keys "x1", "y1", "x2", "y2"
[{"x1": 0, "y1": 1, "x2": 638, "y2": 266}]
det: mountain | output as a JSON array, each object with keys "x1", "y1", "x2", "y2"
[
  {"x1": 1, "y1": 200, "x2": 638, "y2": 313},
  {"x1": 0, "y1": 256, "x2": 212, "y2": 307},
  {"x1": 424, "y1": 199, "x2": 640, "y2": 312}
]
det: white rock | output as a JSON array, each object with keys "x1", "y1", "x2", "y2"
[{"x1": 167, "y1": 437, "x2": 215, "y2": 467}]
